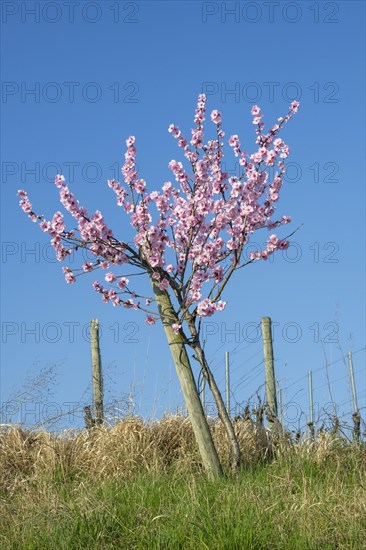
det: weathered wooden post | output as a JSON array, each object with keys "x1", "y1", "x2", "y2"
[
  {"x1": 277, "y1": 385, "x2": 283, "y2": 426},
  {"x1": 348, "y1": 351, "x2": 359, "y2": 413},
  {"x1": 225, "y1": 351, "x2": 231, "y2": 418},
  {"x1": 261, "y1": 317, "x2": 278, "y2": 430},
  {"x1": 348, "y1": 351, "x2": 361, "y2": 441},
  {"x1": 83, "y1": 405, "x2": 95, "y2": 431},
  {"x1": 90, "y1": 318, "x2": 104, "y2": 426},
  {"x1": 308, "y1": 370, "x2": 315, "y2": 439}
]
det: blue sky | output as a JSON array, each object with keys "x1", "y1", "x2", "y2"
[{"x1": 1, "y1": 1, "x2": 365, "y2": 433}]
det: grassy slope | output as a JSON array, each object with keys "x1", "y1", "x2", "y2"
[{"x1": 0, "y1": 419, "x2": 365, "y2": 549}]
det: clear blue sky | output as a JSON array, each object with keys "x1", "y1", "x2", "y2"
[{"x1": 1, "y1": 1, "x2": 365, "y2": 434}]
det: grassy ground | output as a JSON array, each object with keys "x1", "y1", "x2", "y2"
[{"x1": 0, "y1": 416, "x2": 365, "y2": 549}]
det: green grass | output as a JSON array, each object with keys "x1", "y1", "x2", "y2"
[{"x1": 1, "y1": 448, "x2": 365, "y2": 549}]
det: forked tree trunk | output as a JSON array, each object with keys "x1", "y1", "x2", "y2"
[
  {"x1": 188, "y1": 334, "x2": 241, "y2": 475},
  {"x1": 150, "y1": 278, "x2": 223, "y2": 479}
]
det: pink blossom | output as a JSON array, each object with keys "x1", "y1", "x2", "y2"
[
  {"x1": 251, "y1": 105, "x2": 261, "y2": 116},
  {"x1": 82, "y1": 262, "x2": 94, "y2": 272},
  {"x1": 134, "y1": 179, "x2": 146, "y2": 194},
  {"x1": 168, "y1": 124, "x2": 181, "y2": 138},
  {"x1": 17, "y1": 190, "x2": 33, "y2": 215},
  {"x1": 92, "y1": 281, "x2": 103, "y2": 293},
  {"x1": 39, "y1": 220, "x2": 50, "y2": 232},
  {"x1": 55, "y1": 174, "x2": 65, "y2": 188},
  {"x1": 172, "y1": 323, "x2": 181, "y2": 334},
  {"x1": 145, "y1": 316, "x2": 156, "y2": 325},
  {"x1": 65, "y1": 272, "x2": 76, "y2": 284},
  {"x1": 102, "y1": 291, "x2": 110, "y2": 303},
  {"x1": 215, "y1": 300, "x2": 226, "y2": 311},
  {"x1": 162, "y1": 182, "x2": 172, "y2": 192},
  {"x1": 105, "y1": 272, "x2": 116, "y2": 283},
  {"x1": 117, "y1": 277, "x2": 129, "y2": 289},
  {"x1": 210, "y1": 110, "x2": 222, "y2": 125},
  {"x1": 278, "y1": 239, "x2": 289, "y2": 249},
  {"x1": 197, "y1": 298, "x2": 216, "y2": 317}
]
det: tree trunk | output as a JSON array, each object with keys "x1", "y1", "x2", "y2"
[
  {"x1": 189, "y1": 336, "x2": 241, "y2": 475},
  {"x1": 150, "y1": 278, "x2": 223, "y2": 479}
]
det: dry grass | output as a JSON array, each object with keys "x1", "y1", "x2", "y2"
[
  {"x1": 1, "y1": 416, "x2": 365, "y2": 492},
  {"x1": 0, "y1": 416, "x2": 365, "y2": 549},
  {"x1": 0, "y1": 415, "x2": 273, "y2": 491}
]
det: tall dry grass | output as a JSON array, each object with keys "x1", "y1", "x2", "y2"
[
  {"x1": 0, "y1": 415, "x2": 271, "y2": 492},
  {"x1": 1, "y1": 415, "x2": 364, "y2": 493},
  {"x1": 1, "y1": 416, "x2": 365, "y2": 549}
]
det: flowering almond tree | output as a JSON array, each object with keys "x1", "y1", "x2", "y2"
[{"x1": 19, "y1": 94, "x2": 299, "y2": 478}]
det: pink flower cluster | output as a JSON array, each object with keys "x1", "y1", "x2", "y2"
[
  {"x1": 197, "y1": 299, "x2": 226, "y2": 317},
  {"x1": 18, "y1": 94, "x2": 299, "y2": 330},
  {"x1": 250, "y1": 234, "x2": 290, "y2": 261},
  {"x1": 18, "y1": 190, "x2": 39, "y2": 222},
  {"x1": 18, "y1": 174, "x2": 128, "y2": 285}
]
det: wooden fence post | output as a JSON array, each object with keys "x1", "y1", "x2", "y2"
[
  {"x1": 277, "y1": 385, "x2": 283, "y2": 426},
  {"x1": 90, "y1": 319, "x2": 104, "y2": 426},
  {"x1": 261, "y1": 317, "x2": 278, "y2": 430},
  {"x1": 308, "y1": 370, "x2": 315, "y2": 439},
  {"x1": 83, "y1": 405, "x2": 95, "y2": 430},
  {"x1": 348, "y1": 351, "x2": 361, "y2": 441},
  {"x1": 348, "y1": 351, "x2": 359, "y2": 413}
]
